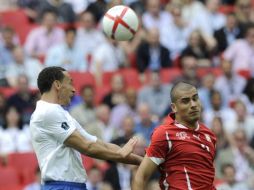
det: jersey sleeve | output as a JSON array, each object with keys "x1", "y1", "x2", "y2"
[
  {"x1": 43, "y1": 108, "x2": 76, "y2": 144},
  {"x1": 73, "y1": 119, "x2": 97, "y2": 142},
  {"x1": 146, "y1": 127, "x2": 172, "y2": 165}
]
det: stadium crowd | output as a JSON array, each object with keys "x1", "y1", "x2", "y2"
[{"x1": 0, "y1": 0, "x2": 254, "y2": 189}]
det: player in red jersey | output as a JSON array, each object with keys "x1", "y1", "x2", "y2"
[{"x1": 133, "y1": 82, "x2": 217, "y2": 190}]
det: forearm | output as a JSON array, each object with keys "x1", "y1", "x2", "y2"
[
  {"x1": 132, "y1": 174, "x2": 147, "y2": 190},
  {"x1": 97, "y1": 140, "x2": 143, "y2": 165}
]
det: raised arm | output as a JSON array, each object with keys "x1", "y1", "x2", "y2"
[
  {"x1": 132, "y1": 155, "x2": 158, "y2": 190},
  {"x1": 64, "y1": 130, "x2": 142, "y2": 165}
]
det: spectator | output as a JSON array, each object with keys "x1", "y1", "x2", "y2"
[
  {"x1": 161, "y1": 1, "x2": 193, "y2": 60},
  {"x1": 91, "y1": 36, "x2": 127, "y2": 86},
  {"x1": 181, "y1": 29, "x2": 215, "y2": 67},
  {"x1": 0, "y1": 92, "x2": 6, "y2": 127},
  {"x1": 7, "y1": 75, "x2": 38, "y2": 124},
  {"x1": 214, "y1": 12, "x2": 244, "y2": 54},
  {"x1": 111, "y1": 115, "x2": 137, "y2": 147},
  {"x1": 0, "y1": 26, "x2": 18, "y2": 66},
  {"x1": 235, "y1": 0, "x2": 254, "y2": 25},
  {"x1": 110, "y1": 88, "x2": 138, "y2": 130},
  {"x1": 102, "y1": 74, "x2": 126, "y2": 109},
  {"x1": 173, "y1": 55, "x2": 201, "y2": 87},
  {"x1": 223, "y1": 23, "x2": 254, "y2": 74},
  {"x1": 0, "y1": 106, "x2": 32, "y2": 154},
  {"x1": 86, "y1": 0, "x2": 107, "y2": 23},
  {"x1": 5, "y1": 46, "x2": 43, "y2": 88},
  {"x1": 216, "y1": 163, "x2": 250, "y2": 190},
  {"x1": 138, "y1": 71, "x2": 172, "y2": 118},
  {"x1": 214, "y1": 60, "x2": 246, "y2": 106},
  {"x1": 104, "y1": 162, "x2": 132, "y2": 190},
  {"x1": 198, "y1": 73, "x2": 216, "y2": 111},
  {"x1": 191, "y1": 0, "x2": 226, "y2": 37},
  {"x1": 0, "y1": 27, "x2": 19, "y2": 86},
  {"x1": 70, "y1": 85, "x2": 97, "y2": 129},
  {"x1": 94, "y1": 104, "x2": 119, "y2": 143},
  {"x1": 76, "y1": 11, "x2": 106, "y2": 68},
  {"x1": 136, "y1": 28, "x2": 171, "y2": 74},
  {"x1": 86, "y1": 166, "x2": 104, "y2": 190},
  {"x1": 24, "y1": 9, "x2": 64, "y2": 58},
  {"x1": 210, "y1": 116, "x2": 230, "y2": 156},
  {"x1": 38, "y1": 0, "x2": 76, "y2": 23},
  {"x1": 243, "y1": 77, "x2": 254, "y2": 114},
  {"x1": 142, "y1": 0, "x2": 172, "y2": 39},
  {"x1": 202, "y1": 90, "x2": 237, "y2": 127},
  {"x1": 134, "y1": 103, "x2": 159, "y2": 145},
  {"x1": 225, "y1": 100, "x2": 254, "y2": 141},
  {"x1": 45, "y1": 27, "x2": 88, "y2": 71},
  {"x1": 182, "y1": 0, "x2": 205, "y2": 25},
  {"x1": 216, "y1": 128, "x2": 254, "y2": 181}
]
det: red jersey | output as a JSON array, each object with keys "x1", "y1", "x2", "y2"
[{"x1": 146, "y1": 113, "x2": 217, "y2": 190}]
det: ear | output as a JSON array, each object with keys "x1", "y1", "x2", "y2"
[
  {"x1": 171, "y1": 103, "x2": 177, "y2": 113},
  {"x1": 53, "y1": 80, "x2": 62, "y2": 90}
]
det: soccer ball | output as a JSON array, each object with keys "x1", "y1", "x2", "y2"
[{"x1": 102, "y1": 5, "x2": 139, "y2": 41}]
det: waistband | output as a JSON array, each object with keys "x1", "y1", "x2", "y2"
[{"x1": 44, "y1": 180, "x2": 87, "y2": 188}]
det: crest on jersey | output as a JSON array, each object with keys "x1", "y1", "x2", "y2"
[
  {"x1": 205, "y1": 134, "x2": 211, "y2": 142},
  {"x1": 176, "y1": 132, "x2": 190, "y2": 140},
  {"x1": 61, "y1": 122, "x2": 70, "y2": 130}
]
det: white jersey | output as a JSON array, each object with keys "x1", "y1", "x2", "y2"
[{"x1": 30, "y1": 100, "x2": 97, "y2": 183}]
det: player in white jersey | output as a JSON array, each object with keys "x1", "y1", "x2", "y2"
[{"x1": 30, "y1": 66, "x2": 142, "y2": 190}]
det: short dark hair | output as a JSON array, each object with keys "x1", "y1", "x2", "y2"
[
  {"x1": 170, "y1": 82, "x2": 196, "y2": 103},
  {"x1": 37, "y1": 66, "x2": 66, "y2": 94},
  {"x1": 65, "y1": 26, "x2": 77, "y2": 35}
]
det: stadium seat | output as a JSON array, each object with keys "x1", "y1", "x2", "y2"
[
  {"x1": 196, "y1": 67, "x2": 222, "y2": 78},
  {"x1": 81, "y1": 155, "x2": 95, "y2": 172},
  {"x1": 237, "y1": 69, "x2": 251, "y2": 79},
  {"x1": 69, "y1": 72, "x2": 96, "y2": 94},
  {"x1": 0, "y1": 167, "x2": 20, "y2": 187},
  {"x1": 7, "y1": 152, "x2": 38, "y2": 185},
  {"x1": 102, "y1": 71, "x2": 117, "y2": 88},
  {"x1": 95, "y1": 86, "x2": 111, "y2": 105},
  {"x1": 160, "y1": 68, "x2": 182, "y2": 83},
  {"x1": 119, "y1": 68, "x2": 141, "y2": 89},
  {"x1": 0, "y1": 9, "x2": 29, "y2": 28},
  {"x1": 16, "y1": 24, "x2": 38, "y2": 45}
]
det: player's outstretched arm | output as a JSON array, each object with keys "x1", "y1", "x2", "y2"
[
  {"x1": 132, "y1": 155, "x2": 158, "y2": 190},
  {"x1": 64, "y1": 130, "x2": 142, "y2": 165}
]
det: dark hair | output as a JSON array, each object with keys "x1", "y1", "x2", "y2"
[
  {"x1": 37, "y1": 66, "x2": 66, "y2": 94},
  {"x1": 170, "y1": 82, "x2": 196, "y2": 103},
  {"x1": 80, "y1": 84, "x2": 94, "y2": 94},
  {"x1": 3, "y1": 106, "x2": 23, "y2": 129},
  {"x1": 65, "y1": 26, "x2": 77, "y2": 35}
]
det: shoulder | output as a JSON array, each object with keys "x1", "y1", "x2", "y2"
[{"x1": 151, "y1": 124, "x2": 174, "y2": 141}]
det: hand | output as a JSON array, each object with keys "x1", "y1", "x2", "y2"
[{"x1": 117, "y1": 136, "x2": 138, "y2": 158}]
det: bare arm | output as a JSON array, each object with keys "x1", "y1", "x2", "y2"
[
  {"x1": 64, "y1": 130, "x2": 141, "y2": 165},
  {"x1": 132, "y1": 155, "x2": 158, "y2": 190},
  {"x1": 96, "y1": 139, "x2": 143, "y2": 165}
]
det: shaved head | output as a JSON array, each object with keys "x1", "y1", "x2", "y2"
[{"x1": 170, "y1": 82, "x2": 196, "y2": 103}]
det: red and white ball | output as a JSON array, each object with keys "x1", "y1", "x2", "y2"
[{"x1": 102, "y1": 5, "x2": 139, "y2": 41}]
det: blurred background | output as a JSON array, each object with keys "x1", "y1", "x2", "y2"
[{"x1": 0, "y1": 0, "x2": 254, "y2": 189}]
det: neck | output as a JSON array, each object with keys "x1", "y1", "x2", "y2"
[
  {"x1": 175, "y1": 115, "x2": 198, "y2": 129},
  {"x1": 41, "y1": 92, "x2": 59, "y2": 104}
]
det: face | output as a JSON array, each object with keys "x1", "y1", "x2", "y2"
[
  {"x1": 13, "y1": 47, "x2": 24, "y2": 64},
  {"x1": 246, "y1": 28, "x2": 254, "y2": 45},
  {"x1": 56, "y1": 71, "x2": 75, "y2": 106},
  {"x1": 226, "y1": 14, "x2": 237, "y2": 29},
  {"x1": 81, "y1": 87, "x2": 94, "y2": 107},
  {"x1": 65, "y1": 31, "x2": 76, "y2": 46},
  {"x1": 81, "y1": 12, "x2": 95, "y2": 30},
  {"x1": 171, "y1": 87, "x2": 201, "y2": 124},
  {"x1": 223, "y1": 166, "x2": 235, "y2": 184},
  {"x1": 6, "y1": 107, "x2": 20, "y2": 127},
  {"x1": 43, "y1": 12, "x2": 57, "y2": 29}
]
